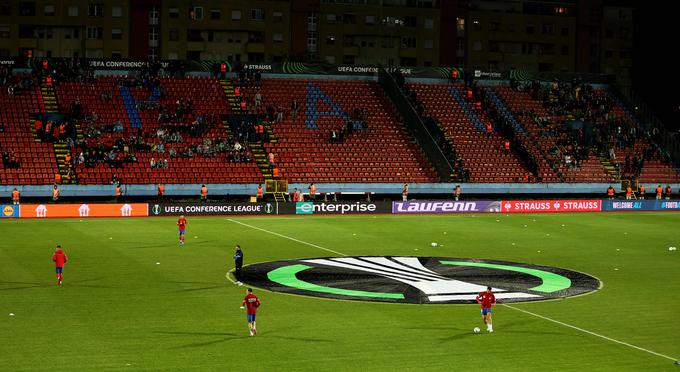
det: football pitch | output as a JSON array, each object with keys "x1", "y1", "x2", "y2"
[{"x1": 1, "y1": 212, "x2": 679, "y2": 371}]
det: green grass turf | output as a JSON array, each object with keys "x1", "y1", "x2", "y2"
[{"x1": 1, "y1": 213, "x2": 679, "y2": 371}]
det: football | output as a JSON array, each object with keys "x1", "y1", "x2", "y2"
[{"x1": 473, "y1": 327, "x2": 480, "y2": 333}]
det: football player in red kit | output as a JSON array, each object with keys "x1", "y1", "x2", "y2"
[
  {"x1": 52, "y1": 245, "x2": 68, "y2": 285},
  {"x1": 476, "y1": 286, "x2": 496, "y2": 332},
  {"x1": 241, "y1": 288, "x2": 261, "y2": 336},
  {"x1": 177, "y1": 215, "x2": 187, "y2": 245}
]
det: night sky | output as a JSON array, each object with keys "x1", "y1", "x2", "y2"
[{"x1": 633, "y1": 6, "x2": 679, "y2": 131}]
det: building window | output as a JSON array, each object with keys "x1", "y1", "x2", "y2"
[
  {"x1": 250, "y1": 8, "x2": 264, "y2": 21},
  {"x1": 473, "y1": 41, "x2": 482, "y2": 51},
  {"x1": 167, "y1": 52, "x2": 178, "y2": 60},
  {"x1": 326, "y1": 14, "x2": 336, "y2": 23},
  {"x1": 44, "y1": 5, "x2": 55, "y2": 16},
  {"x1": 473, "y1": 20, "x2": 481, "y2": 31},
  {"x1": 86, "y1": 26, "x2": 102, "y2": 39},
  {"x1": 0, "y1": 26, "x2": 9, "y2": 38},
  {"x1": 273, "y1": 11, "x2": 283, "y2": 21},
  {"x1": 424, "y1": 60, "x2": 432, "y2": 67},
  {"x1": 400, "y1": 57, "x2": 417, "y2": 66},
  {"x1": 404, "y1": 16, "x2": 417, "y2": 28},
  {"x1": 488, "y1": 41, "x2": 499, "y2": 52},
  {"x1": 401, "y1": 36, "x2": 416, "y2": 48},
  {"x1": 424, "y1": 18, "x2": 434, "y2": 29},
  {"x1": 605, "y1": 49, "x2": 613, "y2": 58},
  {"x1": 542, "y1": 24, "x2": 554, "y2": 34},
  {"x1": 343, "y1": 14, "x2": 356, "y2": 24},
  {"x1": 273, "y1": 33, "x2": 283, "y2": 43},
  {"x1": 19, "y1": 25, "x2": 34, "y2": 38},
  {"x1": 111, "y1": 51, "x2": 121, "y2": 59},
  {"x1": 457, "y1": 18, "x2": 465, "y2": 31},
  {"x1": 231, "y1": 10, "x2": 241, "y2": 20},
  {"x1": 0, "y1": 4, "x2": 10, "y2": 16},
  {"x1": 112, "y1": 6, "x2": 122, "y2": 17},
  {"x1": 187, "y1": 29, "x2": 203, "y2": 42},
  {"x1": 620, "y1": 48, "x2": 632, "y2": 59},
  {"x1": 342, "y1": 55, "x2": 355, "y2": 64},
  {"x1": 88, "y1": 4, "x2": 103, "y2": 17},
  {"x1": 189, "y1": 7, "x2": 203, "y2": 20},
  {"x1": 68, "y1": 5, "x2": 78, "y2": 16},
  {"x1": 526, "y1": 24, "x2": 535, "y2": 34},
  {"x1": 326, "y1": 35, "x2": 335, "y2": 45},
  {"x1": 85, "y1": 48, "x2": 103, "y2": 58},
  {"x1": 365, "y1": 15, "x2": 375, "y2": 25},
  {"x1": 561, "y1": 27, "x2": 569, "y2": 36},
  {"x1": 111, "y1": 28, "x2": 122, "y2": 40},
  {"x1": 424, "y1": 39, "x2": 433, "y2": 49},
  {"x1": 325, "y1": 55, "x2": 335, "y2": 64},
  {"x1": 0, "y1": 49, "x2": 9, "y2": 57},
  {"x1": 169, "y1": 8, "x2": 179, "y2": 18},
  {"x1": 169, "y1": 29, "x2": 179, "y2": 41},
  {"x1": 561, "y1": 45, "x2": 569, "y2": 55},
  {"x1": 19, "y1": 2, "x2": 36, "y2": 16},
  {"x1": 210, "y1": 9, "x2": 221, "y2": 20}
]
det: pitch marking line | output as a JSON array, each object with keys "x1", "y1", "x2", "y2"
[
  {"x1": 227, "y1": 218, "x2": 347, "y2": 257},
  {"x1": 228, "y1": 218, "x2": 677, "y2": 363},
  {"x1": 503, "y1": 304, "x2": 678, "y2": 362}
]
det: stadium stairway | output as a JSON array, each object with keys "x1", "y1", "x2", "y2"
[
  {"x1": 41, "y1": 79, "x2": 76, "y2": 184},
  {"x1": 249, "y1": 142, "x2": 272, "y2": 180},
  {"x1": 220, "y1": 79, "x2": 241, "y2": 113},
  {"x1": 597, "y1": 151, "x2": 621, "y2": 181}
]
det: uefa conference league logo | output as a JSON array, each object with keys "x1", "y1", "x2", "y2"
[{"x1": 241, "y1": 257, "x2": 600, "y2": 304}]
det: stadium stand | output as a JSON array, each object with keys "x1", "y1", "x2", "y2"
[
  {"x1": 407, "y1": 82, "x2": 532, "y2": 182},
  {"x1": 0, "y1": 85, "x2": 58, "y2": 185},
  {"x1": 55, "y1": 76, "x2": 262, "y2": 184},
  {"x1": 239, "y1": 78, "x2": 438, "y2": 183}
]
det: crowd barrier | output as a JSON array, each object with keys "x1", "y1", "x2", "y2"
[{"x1": 3, "y1": 200, "x2": 680, "y2": 218}]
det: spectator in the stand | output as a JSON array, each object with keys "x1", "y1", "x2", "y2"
[
  {"x1": 665, "y1": 185, "x2": 672, "y2": 200},
  {"x1": 291, "y1": 99, "x2": 298, "y2": 120},
  {"x1": 454, "y1": 185, "x2": 461, "y2": 201},
  {"x1": 503, "y1": 139, "x2": 510, "y2": 153},
  {"x1": 255, "y1": 90, "x2": 262, "y2": 108},
  {"x1": 267, "y1": 152, "x2": 275, "y2": 167},
  {"x1": 639, "y1": 185, "x2": 646, "y2": 199},
  {"x1": 485, "y1": 123, "x2": 493, "y2": 137},
  {"x1": 113, "y1": 120, "x2": 124, "y2": 133},
  {"x1": 111, "y1": 174, "x2": 119, "y2": 185},
  {"x1": 607, "y1": 185, "x2": 615, "y2": 200},
  {"x1": 52, "y1": 184, "x2": 60, "y2": 202},
  {"x1": 402, "y1": 183, "x2": 409, "y2": 201},
  {"x1": 276, "y1": 106, "x2": 283, "y2": 123},
  {"x1": 330, "y1": 129, "x2": 338, "y2": 143},
  {"x1": 150, "y1": 157, "x2": 156, "y2": 169}
]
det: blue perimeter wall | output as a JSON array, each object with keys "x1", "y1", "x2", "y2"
[{"x1": 2, "y1": 183, "x2": 679, "y2": 198}]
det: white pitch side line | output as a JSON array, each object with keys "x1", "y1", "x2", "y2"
[
  {"x1": 227, "y1": 219, "x2": 347, "y2": 257},
  {"x1": 225, "y1": 270, "x2": 236, "y2": 284},
  {"x1": 503, "y1": 304, "x2": 678, "y2": 362}
]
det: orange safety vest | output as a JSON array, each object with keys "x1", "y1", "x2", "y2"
[
  {"x1": 234, "y1": 87, "x2": 240, "y2": 96},
  {"x1": 65, "y1": 154, "x2": 71, "y2": 163},
  {"x1": 452, "y1": 70, "x2": 458, "y2": 79},
  {"x1": 607, "y1": 188, "x2": 614, "y2": 196},
  {"x1": 639, "y1": 186, "x2": 645, "y2": 195},
  {"x1": 504, "y1": 140, "x2": 510, "y2": 150},
  {"x1": 55, "y1": 174, "x2": 61, "y2": 184},
  {"x1": 272, "y1": 168, "x2": 280, "y2": 177},
  {"x1": 201, "y1": 186, "x2": 208, "y2": 197},
  {"x1": 12, "y1": 190, "x2": 20, "y2": 200},
  {"x1": 309, "y1": 185, "x2": 316, "y2": 195},
  {"x1": 657, "y1": 187, "x2": 663, "y2": 195},
  {"x1": 116, "y1": 186, "x2": 121, "y2": 196},
  {"x1": 257, "y1": 187, "x2": 263, "y2": 197},
  {"x1": 626, "y1": 187, "x2": 631, "y2": 196},
  {"x1": 220, "y1": 63, "x2": 227, "y2": 73}
]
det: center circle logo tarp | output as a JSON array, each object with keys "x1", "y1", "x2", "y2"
[{"x1": 241, "y1": 257, "x2": 601, "y2": 304}]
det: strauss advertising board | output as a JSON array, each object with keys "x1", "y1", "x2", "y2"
[{"x1": 501, "y1": 200, "x2": 602, "y2": 213}]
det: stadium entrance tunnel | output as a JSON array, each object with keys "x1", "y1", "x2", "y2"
[{"x1": 240, "y1": 257, "x2": 601, "y2": 304}]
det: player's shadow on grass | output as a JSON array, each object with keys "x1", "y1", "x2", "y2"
[
  {"x1": 167, "y1": 281, "x2": 227, "y2": 293},
  {"x1": 0, "y1": 281, "x2": 50, "y2": 290},
  {"x1": 155, "y1": 331, "x2": 239, "y2": 349}
]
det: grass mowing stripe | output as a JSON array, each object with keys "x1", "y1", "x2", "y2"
[
  {"x1": 227, "y1": 218, "x2": 347, "y2": 256},
  {"x1": 503, "y1": 304, "x2": 679, "y2": 362}
]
